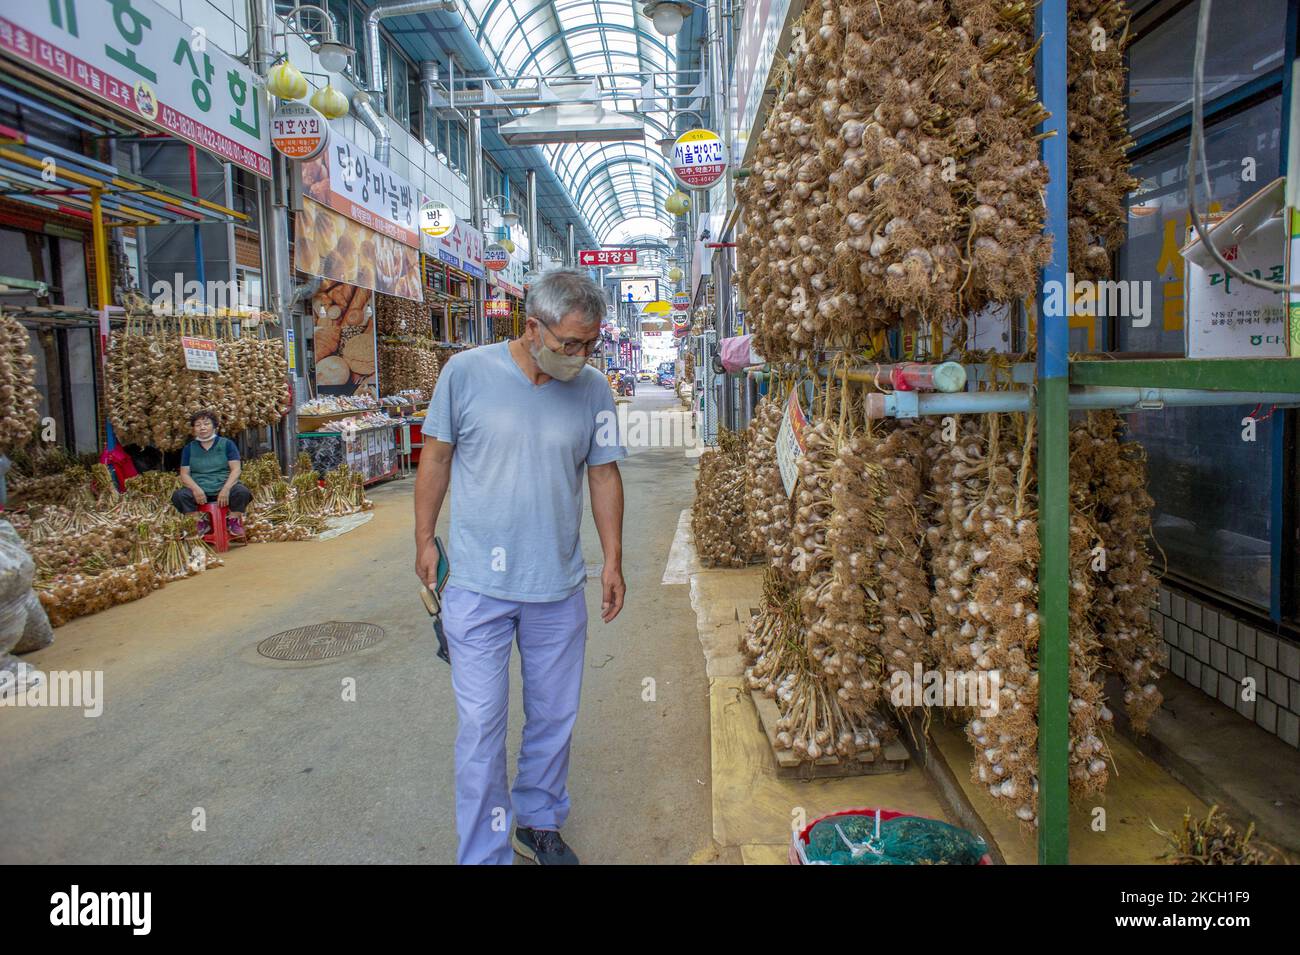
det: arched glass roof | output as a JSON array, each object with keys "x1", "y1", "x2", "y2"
[{"x1": 461, "y1": 0, "x2": 681, "y2": 243}]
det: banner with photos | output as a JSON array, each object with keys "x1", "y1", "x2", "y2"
[{"x1": 296, "y1": 198, "x2": 423, "y2": 301}]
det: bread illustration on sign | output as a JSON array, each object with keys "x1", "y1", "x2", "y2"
[{"x1": 311, "y1": 280, "x2": 375, "y2": 393}]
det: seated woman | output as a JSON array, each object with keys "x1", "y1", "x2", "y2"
[{"x1": 170, "y1": 410, "x2": 252, "y2": 537}]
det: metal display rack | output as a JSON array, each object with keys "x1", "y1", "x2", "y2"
[
  {"x1": 737, "y1": 2, "x2": 1300, "y2": 863},
  {"x1": 867, "y1": 3, "x2": 1300, "y2": 863}
]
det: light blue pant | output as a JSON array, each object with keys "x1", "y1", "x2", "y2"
[{"x1": 441, "y1": 584, "x2": 588, "y2": 865}]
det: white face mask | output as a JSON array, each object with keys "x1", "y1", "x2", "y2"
[{"x1": 529, "y1": 323, "x2": 589, "y2": 382}]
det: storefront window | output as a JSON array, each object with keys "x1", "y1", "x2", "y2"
[
  {"x1": 1119, "y1": 83, "x2": 1284, "y2": 609},
  {"x1": 1128, "y1": 0, "x2": 1287, "y2": 138},
  {"x1": 350, "y1": 2, "x2": 368, "y2": 81}
]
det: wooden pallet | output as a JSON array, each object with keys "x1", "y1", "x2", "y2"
[{"x1": 750, "y1": 691, "x2": 910, "y2": 779}]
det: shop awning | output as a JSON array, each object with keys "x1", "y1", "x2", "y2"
[{"x1": 0, "y1": 123, "x2": 248, "y2": 229}]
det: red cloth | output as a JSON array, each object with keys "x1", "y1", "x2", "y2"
[{"x1": 100, "y1": 445, "x2": 139, "y2": 492}]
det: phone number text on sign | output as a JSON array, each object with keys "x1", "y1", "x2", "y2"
[{"x1": 671, "y1": 130, "x2": 727, "y2": 190}]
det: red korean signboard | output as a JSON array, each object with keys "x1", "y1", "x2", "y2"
[
  {"x1": 578, "y1": 248, "x2": 638, "y2": 267},
  {"x1": 484, "y1": 299, "x2": 512, "y2": 317}
]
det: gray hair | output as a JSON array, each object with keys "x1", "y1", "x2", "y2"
[{"x1": 524, "y1": 268, "x2": 606, "y2": 328}]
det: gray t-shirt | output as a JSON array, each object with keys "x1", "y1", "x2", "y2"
[{"x1": 423, "y1": 341, "x2": 626, "y2": 602}]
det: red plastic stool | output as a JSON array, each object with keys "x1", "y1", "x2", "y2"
[{"x1": 199, "y1": 502, "x2": 230, "y2": 553}]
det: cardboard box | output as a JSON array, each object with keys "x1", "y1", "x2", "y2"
[{"x1": 1182, "y1": 177, "x2": 1290, "y2": 359}]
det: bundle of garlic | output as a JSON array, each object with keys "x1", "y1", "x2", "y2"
[
  {"x1": 379, "y1": 336, "x2": 441, "y2": 399},
  {"x1": 925, "y1": 407, "x2": 1112, "y2": 822},
  {"x1": 793, "y1": 405, "x2": 841, "y2": 664},
  {"x1": 0, "y1": 311, "x2": 41, "y2": 452},
  {"x1": 821, "y1": 429, "x2": 889, "y2": 716},
  {"x1": 868, "y1": 422, "x2": 934, "y2": 682},
  {"x1": 36, "y1": 559, "x2": 160, "y2": 628},
  {"x1": 376, "y1": 293, "x2": 430, "y2": 337},
  {"x1": 742, "y1": 568, "x2": 809, "y2": 708},
  {"x1": 738, "y1": 0, "x2": 1054, "y2": 360},
  {"x1": 1067, "y1": 0, "x2": 1138, "y2": 282},
  {"x1": 691, "y1": 427, "x2": 756, "y2": 567},
  {"x1": 742, "y1": 566, "x2": 893, "y2": 761},
  {"x1": 107, "y1": 319, "x2": 287, "y2": 449},
  {"x1": 745, "y1": 393, "x2": 796, "y2": 577},
  {"x1": 1072, "y1": 410, "x2": 1163, "y2": 730},
  {"x1": 946, "y1": 411, "x2": 1046, "y2": 821}
]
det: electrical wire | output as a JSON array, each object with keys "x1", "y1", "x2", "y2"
[{"x1": 1186, "y1": 0, "x2": 1300, "y2": 292}]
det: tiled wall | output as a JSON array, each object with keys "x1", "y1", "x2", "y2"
[{"x1": 1153, "y1": 583, "x2": 1300, "y2": 749}]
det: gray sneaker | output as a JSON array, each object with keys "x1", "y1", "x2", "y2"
[{"x1": 513, "y1": 826, "x2": 580, "y2": 865}]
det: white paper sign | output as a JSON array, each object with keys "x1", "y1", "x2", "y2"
[
  {"x1": 774, "y1": 388, "x2": 806, "y2": 497},
  {"x1": 181, "y1": 336, "x2": 219, "y2": 372}
]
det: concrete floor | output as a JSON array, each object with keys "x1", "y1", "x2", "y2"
[{"x1": 0, "y1": 386, "x2": 711, "y2": 864}]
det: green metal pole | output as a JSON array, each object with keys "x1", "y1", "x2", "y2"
[
  {"x1": 1035, "y1": 0, "x2": 1070, "y2": 865},
  {"x1": 1036, "y1": 377, "x2": 1070, "y2": 864}
]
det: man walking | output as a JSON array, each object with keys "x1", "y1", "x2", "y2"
[{"x1": 415, "y1": 269, "x2": 626, "y2": 865}]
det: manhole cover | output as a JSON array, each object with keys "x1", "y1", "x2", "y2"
[{"x1": 257, "y1": 622, "x2": 385, "y2": 661}]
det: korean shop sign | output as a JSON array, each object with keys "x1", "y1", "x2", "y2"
[
  {"x1": 0, "y1": 1, "x2": 272, "y2": 178},
  {"x1": 419, "y1": 200, "x2": 455, "y2": 239},
  {"x1": 671, "y1": 129, "x2": 727, "y2": 191},
  {"x1": 300, "y1": 129, "x2": 419, "y2": 248},
  {"x1": 271, "y1": 101, "x2": 327, "y2": 160},
  {"x1": 422, "y1": 217, "x2": 485, "y2": 279},
  {"x1": 578, "y1": 248, "x2": 637, "y2": 266}
]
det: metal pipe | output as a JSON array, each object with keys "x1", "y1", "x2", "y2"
[
  {"x1": 352, "y1": 93, "x2": 389, "y2": 163},
  {"x1": 864, "y1": 388, "x2": 1300, "y2": 418},
  {"x1": 527, "y1": 168, "x2": 539, "y2": 274},
  {"x1": 468, "y1": 106, "x2": 485, "y2": 342},
  {"x1": 255, "y1": 0, "x2": 297, "y2": 470},
  {"x1": 567, "y1": 222, "x2": 576, "y2": 267},
  {"x1": 362, "y1": 1, "x2": 456, "y2": 163},
  {"x1": 290, "y1": 274, "x2": 322, "y2": 306}
]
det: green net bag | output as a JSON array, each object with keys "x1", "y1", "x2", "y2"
[{"x1": 799, "y1": 810, "x2": 989, "y2": 865}]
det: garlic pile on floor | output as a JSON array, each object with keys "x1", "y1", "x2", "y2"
[{"x1": 691, "y1": 427, "x2": 757, "y2": 568}]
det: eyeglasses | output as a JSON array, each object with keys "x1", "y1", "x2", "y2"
[{"x1": 535, "y1": 319, "x2": 603, "y2": 357}]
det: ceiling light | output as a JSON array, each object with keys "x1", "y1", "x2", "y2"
[{"x1": 644, "y1": 1, "x2": 691, "y2": 37}]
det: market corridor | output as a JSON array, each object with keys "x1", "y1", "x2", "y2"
[{"x1": 0, "y1": 388, "x2": 709, "y2": 864}]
